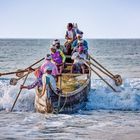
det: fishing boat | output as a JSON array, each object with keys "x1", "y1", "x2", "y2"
[{"x1": 35, "y1": 60, "x2": 91, "y2": 114}]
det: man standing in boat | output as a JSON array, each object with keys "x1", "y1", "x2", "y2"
[
  {"x1": 40, "y1": 66, "x2": 57, "y2": 98},
  {"x1": 20, "y1": 68, "x2": 43, "y2": 90}
]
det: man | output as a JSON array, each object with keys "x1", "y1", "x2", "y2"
[
  {"x1": 40, "y1": 66, "x2": 57, "y2": 98},
  {"x1": 20, "y1": 68, "x2": 42, "y2": 90},
  {"x1": 40, "y1": 54, "x2": 58, "y2": 77},
  {"x1": 65, "y1": 23, "x2": 76, "y2": 45},
  {"x1": 52, "y1": 39, "x2": 66, "y2": 54},
  {"x1": 72, "y1": 34, "x2": 88, "y2": 54},
  {"x1": 50, "y1": 46, "x2": 65, "y2": 74},
  {"x1": 73, "y1": 39, "x2": 88, "y2": 55},
  {"x1": 71, "y1": 46, "x2": 87, "y2": 74},
  {"x1": 73, "y1": 23, "x2": 83, "y2": 35}
]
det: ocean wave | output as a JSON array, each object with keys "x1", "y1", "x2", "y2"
[{"x1": 0, "y1": 78, "x2": 140, "y2": 112}]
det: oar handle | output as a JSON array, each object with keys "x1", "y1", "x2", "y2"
[
  {"x1": 26, "y1": 57, "x2": 45, "y2": 69},
  {"x1": 91, "y1": 67, "x2": 117, "y2": 92},
  {"x1": 84, "y1": 61, "x2": 117, "y2": 92},
  {"x1": 89, "y1": 55, "x2": 115, "y2": 78},
  {"x1": 0, "y1": 70, "x2": 28, "y2": 76},
  {"x1": 0, "y1": 57, "x2": 45, "y2": 77},
  {"x1": 89, "y1": 61, "x2": 114, "y2": 79},
  {"x1": 10, "y1": 72, "x2": 29, "y2": 112}
]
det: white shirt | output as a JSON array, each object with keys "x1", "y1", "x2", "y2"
[
  {"x1": 42, "y1": 73, "x2": 57, "y2": 91},
  {"x1": 71, "y1": 52, "x2": 87, "y2": 64},
  {"x1": 67, "y1": 30, "x2": 73, "y2": 39}
]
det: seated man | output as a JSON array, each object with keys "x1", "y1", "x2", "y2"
[
  {"x1": 64, "y1": 23, "x2": 77, "y2": 55},
  {"x1": 52, "y1": 39, "x2": 67, "y2": 54},
  {"x1": 40, "y1": 54, "x2": 58, "y2": 77},
  {"x1": 72, "y1": 34, "x2": 88, "y2": 55},
  {"x1": 64, "y1": 23, "x2": 76, "y2": 45},
  {"x1": 72, "y1": 39, "x2": 88, "y2": 57},
  {"x1": 73, "y1": 23, "x2": 83, "y2": 35},
  {"x1": 71, "y1": 46, "x2": 87, "y2": 74},
  {"x1": 50, "y1": 46, "x2": 65, "y2": 74}
]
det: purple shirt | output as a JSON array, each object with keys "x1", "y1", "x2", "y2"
[
  {"x1": 51, "y1": 51, "x2": 63, "y2": 64},
  {"x1": 27, "y1": 78, "x2": 42, "y2": 90},
  {"x1": 40, "y1": 60, "x2": 58, "y2": 76}
]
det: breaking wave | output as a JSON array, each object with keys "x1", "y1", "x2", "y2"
[{"x1": 0, "y1": 77, "x2": 140, "y2": 112}]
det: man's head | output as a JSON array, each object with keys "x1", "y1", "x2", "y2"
[
  {"x1": 52, "y1": 39, "x2": 60, "y2": 49},
  {"x1": 45, "y1": 66, "x2": 52, "y2": 74},
  {"x1": 76, "y1": 33, "x2": 83, "y2": 40},
  {"x1": 34, "y1": 68, "x2": 42, "y2": 78},
  {"x1": 50, "y1": 45, "x2": 56, "y2": 53},
  {"x1": 45, "y1": 54, "x2": 52, "y2": 61},
  {"x1": 67, "y1": 23, "x2": 73, "y2": 31}
]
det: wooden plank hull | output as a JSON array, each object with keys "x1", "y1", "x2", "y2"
[{"x1": 35, "y1": 77, "x2": 91, "y2": 114}]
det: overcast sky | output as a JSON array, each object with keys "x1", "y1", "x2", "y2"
[{"x1": 0, "y1": 0, "x2": 140, "y2": 38}]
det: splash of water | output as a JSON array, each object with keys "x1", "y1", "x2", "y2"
[
  {"x1": 0, "y1": 77, "x2": 140, "y2": 112},
  {"x1": 86, "y1": 78, "x2": 140, "y2": 111},
  {"x1": 0, "y1": 78, "x2": 35, "y2": 111}
]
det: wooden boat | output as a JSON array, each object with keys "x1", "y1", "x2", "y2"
[{"x1": 35, "y1": 60, "x2": 91, "y2": 114}]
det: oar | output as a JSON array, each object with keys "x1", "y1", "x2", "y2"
[
  {"x1": 89, "y1": 55, "x2": 114, "y2": 77},
  {"x1": 89, "y1": 61, "x2": 114, "y2": 79},
  {"x1": 10, "y1": 66, "x2": 40, "y2": 86},
  {"x1": 84, "y1": 61, "x2": 117, "y2": 92},
  {"x1": 0, "y1": 57, "x2": 45, "y2": 77},
  {"x1": 10, "y1": 73, "x2": 28, "y2": 86},
  {"x1": 10, "y1": 72, "x2": 29, "y2": 112},
  {"x1": 89, "y1": 55, "x2": 122, "y2": 86},
  {"x1": 0, "y1": 69, "x2": 28, "y2": 77},
  {"x1": 90, "y1": 66, "x2": 117, "y2": 92}
]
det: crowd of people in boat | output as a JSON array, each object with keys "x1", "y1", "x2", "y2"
[{"x1": 21, "y1": 23, "x2": 89, "y2": 96}]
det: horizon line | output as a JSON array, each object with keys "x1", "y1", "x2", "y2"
[{"x1": 0, "y1": 37, "x2": 140, "y2": 40}]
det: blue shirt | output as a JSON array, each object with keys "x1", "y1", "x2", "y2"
[{"x1": 72, "y1": 40, "x2": 88, "y2": 50}]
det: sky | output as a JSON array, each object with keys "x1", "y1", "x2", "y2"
[{"x1": 0, "y1": 0, "x2": 140, "y2": 38}]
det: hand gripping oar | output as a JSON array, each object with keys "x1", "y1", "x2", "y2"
[
  {"x1": 83, "y1": 60, "x2": 117, "y2": 92},
  {"x1": 10, "y1": 72, "x2": 29, "y2": 112},
  {"x1": 89, "y1": 55, "x2": 122, "y2": 86},
  {"x1": 0, "y1": 57, "x2": 45, "y2": 77}
]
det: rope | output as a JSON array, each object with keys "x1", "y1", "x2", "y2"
[
  {"x1": 57, "y1": 92, "x2": 68, "y2": 113},
  {"x1": 53, "y1": 75, "x2": 68, "y2": 114}
]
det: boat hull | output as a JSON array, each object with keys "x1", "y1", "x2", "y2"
[{"x1": 35, "y1": 78, "x2": 91, "y2": 114}]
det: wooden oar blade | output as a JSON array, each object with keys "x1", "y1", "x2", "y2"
[
  {"x1": 16, "y1": 69, "x2": 24, "y2": 77},
  {"x1": 114, "y1": 74, "x2": 122, "y2": 86},
  {"x1": 10, "y1": 78, "x2": 18, "y2": 86}
]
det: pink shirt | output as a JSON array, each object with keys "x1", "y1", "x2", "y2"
[{"x1": 40, "y1": 60, "x2": 59, "y2": 76}]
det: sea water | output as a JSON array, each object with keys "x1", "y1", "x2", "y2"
[{"x1": 0, "y1": 39, "x2": 140, "y2": 140}]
